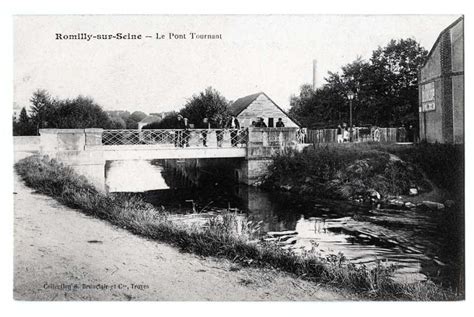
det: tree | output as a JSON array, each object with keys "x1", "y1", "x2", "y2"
[
  {"x1": 123, "y1": 111, "x2": 147, "y2": 129},
  {"x1": 143, "y1": 112, "x2": 179, "y2": 129},
  {"x1": 52, "y1": 96, "x2": 112, "y2": 128},
  {"x1": 29, "y1": 89, "x2": 54, "y2": 132},
  {"x1": 288, "y1": 38, "x2": 428, "y2": 128},
  {"x1": 27, "y1": 90, "x2": 115, "y2": 130},
  {"x1": 108, "y1": 116, "x2": 127, "y2": 129},
  {"x1": 369, "y1": 38, "x2": 428, "y2": 126},
  {"x1": 13, "y1": 107, "x2": 36, "y2": 135},
  {"x1": 180, "y1": 87, "x2": 230, "y2": 127},
  {"x1": 19, "y1": 107, "x2": 29, "y2": 124},
  {"x1": 129, "y1": 111, "x2": 147, "y2": 122}
]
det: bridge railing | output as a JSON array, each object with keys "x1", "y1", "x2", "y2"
[
  {"x1": 247, "y1": 127, "x2": 305, "y2": 147},
  {"x1": 102, "y1": 129, "x2": 248, "y2": 148},
  {"x1": 102, "y1": 128, "x2": 306, "y2": 148}
]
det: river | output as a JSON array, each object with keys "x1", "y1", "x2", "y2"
[{"x1": 105, "y1": 160, "x2": 463, "y2": 289}]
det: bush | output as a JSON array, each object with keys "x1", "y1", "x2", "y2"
[
  {"x1": 373, "y1": 142, "x2": 464, "y2": 200},
  {"x1": 265, "y1": 145, "x2": 428, "y2": 199}
]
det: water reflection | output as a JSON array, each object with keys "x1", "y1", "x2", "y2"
[
  {"x1": 106, "y1": 161, "x2": 169, "y2": 192},
  {"x1": 106, "y1": 159, "x2": 461, "y2": 287}
]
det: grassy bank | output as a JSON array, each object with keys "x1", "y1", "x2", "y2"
[
  {"x1": 15, "y1": 155, "x2": 458, "y2": 300},
  {"x1": 264, "y1": 144, "x2": 431, "y2": 200},
  {"x1": 370, "y1": 142, "x2": 464, "y2": 201}
]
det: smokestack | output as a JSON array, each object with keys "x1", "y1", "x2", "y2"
[{"x1": 312, "y1": 59, "x2": 317, "y2": 91}]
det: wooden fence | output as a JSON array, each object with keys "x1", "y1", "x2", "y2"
[{"x1": 305, "y1": 127, "x2": 405, "y2": 144}]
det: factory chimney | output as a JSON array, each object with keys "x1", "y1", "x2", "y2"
[{"x1": 312, "y1": 59, "x2": 317, "y2": 91}]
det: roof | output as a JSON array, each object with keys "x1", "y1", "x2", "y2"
[
  {"x1": 421, "y1": 16, "x2": 463, "y2": 69},
  {"x1": 139, "y1": 115, "x2": 161, "y2": 124},
  {"x1": 229, "y1": 92, "x2": 301, "y2": 127},
  {"x1": 228, "y1": 92, "x2": 262, "y2": 116}
]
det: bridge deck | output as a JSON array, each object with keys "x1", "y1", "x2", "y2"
[{"x1": 86, "y1": 145, "x2": 247, "y2": 160}]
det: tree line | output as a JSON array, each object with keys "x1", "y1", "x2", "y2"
[
  {"x1": 289, "y1": 38, "x2": 428, "y2": 129},
  {"x1": 13, "y1": 90, "x2": 149, "y2": 135},
  {"x1": 142, "y1": 87, "x2": 230, "y2": 130}
]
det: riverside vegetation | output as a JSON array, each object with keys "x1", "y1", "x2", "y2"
[
  {"x1": 15, "y1": 155, "x2": 459, "y2": 300},
  {"x1": 264, "y1": 142, "x2": 463, "y2": 203}
]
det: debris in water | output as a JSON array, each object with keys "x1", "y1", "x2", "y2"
[
  {"x1": 267, "y1": 230, "x2": 297, "y2": 237},
  {"x1": 87, "y1": 240, "x2": 103, "y2": 244}
]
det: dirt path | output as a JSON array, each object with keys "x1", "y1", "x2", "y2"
[{"x1": 13, "y1": 172, "x2": 352, "y2": 301}]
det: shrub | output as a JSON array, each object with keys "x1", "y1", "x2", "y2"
[{"x1": 265, "y1": 145, "x2": 428, "y2": 199}]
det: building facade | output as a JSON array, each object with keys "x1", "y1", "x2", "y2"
[
  {"x1": 229, "y1": 92, "x2": 300, "y2": 128},
  {"x1": 419, "y1": 16, "x2": 464, "y2": 144}
]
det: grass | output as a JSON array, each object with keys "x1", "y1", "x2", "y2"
[
  {"x1": 370, "y1": 142, "x2": 464, "y2": 200},
  {"x1": 14, "y1": 155, "x2": 459, "y2": 300},
  {"x1": 264, "y1": 144, "x2": 430, "y2": 200}
]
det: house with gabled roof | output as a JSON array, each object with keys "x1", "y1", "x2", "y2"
[{"x1": 228, "y1": 92, "x2": 300, "y2": 128}]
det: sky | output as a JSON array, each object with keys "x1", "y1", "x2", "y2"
[{"x1": 14, "y1": 15, "x2": 460, "y2": 114}]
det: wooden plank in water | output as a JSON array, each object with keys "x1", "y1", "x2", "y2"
[{"x1": 267, "y1": 230, "x2": 298, "y2": 237}]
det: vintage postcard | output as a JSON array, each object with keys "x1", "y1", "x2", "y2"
[{"x1": 13, "y1": 15, "x2": 464, "y2": 301}]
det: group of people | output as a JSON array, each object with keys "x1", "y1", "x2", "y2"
[
  {"x1": 250, "y1": 117, "x2": 285, "y2": 128},
  {"x1": 173, "y1": 115, "x2": 288, "y2": 148},
  {"x1": 397, "y1": 124, "x2": 416, "y2": 142},
  {"x1": 335, "y1": 123, "x2": 417, "y2": 143},
  {"x1": 173, "y1": 114, "x2": 244, "y2": 148}
]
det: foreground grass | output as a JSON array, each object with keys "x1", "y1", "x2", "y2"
[{"x1": 15, "y1": 155, "x2": 458, "y2": 300}]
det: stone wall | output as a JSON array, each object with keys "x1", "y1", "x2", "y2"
[
  {"x1": 39, "y1": 129, "x2": 106, "y2": 192},
  {"x1": 13, "y1": 136, "x2": 40, "y2": 152}
]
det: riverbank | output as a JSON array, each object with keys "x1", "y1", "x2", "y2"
[
  {"x1": 264, "y1": 142, "x2": 463, "y2": 205},
  {"x1": 14, "y1": 155, "x2": 459, "y2": 300},
  {"x1": 14, "y1": 173, "x2": 351, "y2": 301}
]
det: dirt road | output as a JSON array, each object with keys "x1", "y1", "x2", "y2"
[{"x1": 13, "y1": 172, "x2": 350, "y2": 301}]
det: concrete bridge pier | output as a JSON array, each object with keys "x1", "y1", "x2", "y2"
[
  {"x1": 39, "y1": 129, "x2": 107, "y2": 192},
  {"x1": 236, "y1": 146, "x2": 283, "y2": 185},
  {"x1": 236, "y1": 158, "x2": 273, "y2": 185}
]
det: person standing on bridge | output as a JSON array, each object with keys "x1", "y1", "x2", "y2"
[
  {"x1": 200, "y1": 117, "x2": 210, "y2": 147},
  {"x1": 175, "y1": 115, "x2": 185, "y2": 147},
  {"x1": 183, "y1": 117, "x2": 191, "y2": 147},
  {"x1": 276, "y1": 118, "x2": 285, "y2": 128},
  {"x1": 227, "y1": 115, "x2": 240, "y2": 147},
  {"x1": 215, "y1": 117, "x2": 225, "y2": 147},
  {"x1": 255, "y1": 117, "x2": 267, "y2": 128}
]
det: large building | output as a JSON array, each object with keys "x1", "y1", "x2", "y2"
[
  {"x1": 419, "y1": 16, "x2": 464, "y2": 144},
  {"x1": 229, "y1": 92, "x2": 300, "y2": 128}
]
